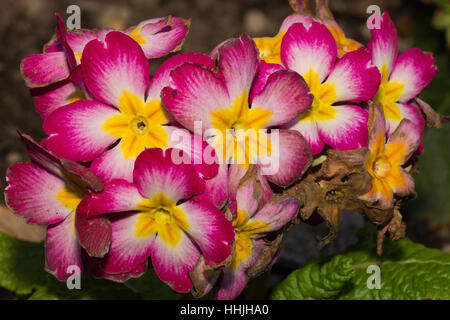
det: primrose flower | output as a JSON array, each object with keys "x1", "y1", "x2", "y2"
[
  {"x1": 4, "y1": 133, "x2": 108, "y2": 280},
  {"x1": 162, "y1": 34, "x2": 313, "y2": 187},
  {"x1": 368, "y1": 12, "x2": 436, "y2": 135},
  {"x1": 360, "y1": 103, "x2": 421, "y2": 209},
  {"x1": 43, "y1": 31, "x2": 218, "y2": 185},
  {"x1": 22, "y1": 14, "x2": 190, "y2": 119},
  {"x1": 281, "y1": 21, "x2": 381, "y2": 155},
  {"x1": 253, "y1": 12, "x2": 361, "y2": 65},
  {"x1": 84, "y1": 148, "x2": 234, "y2": 292},
  {"x1": 217, "y1": 166, "x2": 299, "y2": 299}
]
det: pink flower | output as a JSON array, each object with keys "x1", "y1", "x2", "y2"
[
  {"x1": 162, "y1": 33, "x2": 313, "y2": 187},
  {"x1": 21, "y1": 14, "x2": 190, "y2": 119},
  {"x1": 42, "y1": 32, "x2": 218, "y2": 189},
  {"x1": 4, "y1": 133, "x2": 109, "y2": 280},
  {"x1": 83, "y1": 148, "x2": 234, "y2": 292},
  {"x1": 368, "y1": 12, "x2": 436, "y2": 136},
  {"x1": 280, "y1": 21, "x2": 381, "y2": 155}
]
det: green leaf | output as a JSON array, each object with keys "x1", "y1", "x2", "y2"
[
  {"x1": 271, "y1": 225, "x2": 450, "y2": 300},
  {"x1": 0, "y1": 231, "x2": 139, "y2": 299}
]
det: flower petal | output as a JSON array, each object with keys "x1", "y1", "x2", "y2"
[
  {"x1": 250, "y1": 195, "x2": 299, "y2": 232},
  {"x1": 260, "y1": 130, "x2": 312, "y2": 186},
  {"x1": 133, "y1": 148, "x2": 205, "y2": 202},
  {"x1": 43, "y1": 100, "x2": 119, "y2": 162},
  {"x1": 217, "y1": 34, "x2": 259, "y2": 100},
  {"x1": 249, "y1": 61, "x2": 285, "y2": 103},
  {"x1": 385, "y1": 102, "x2": 425, "y2": 137},
  {"x1": 5, "y1": 162, "x2": 73, "y2": 225},
  {"x1": 285, "y1": 118, "x2": 324, "y2": 155},
  {"x1": 359, "y1": 178, "x2": 393, "y2": 209},
  {"x1": 385, "y1": 119, "x2": 422, "y2": 166},
  {"x1": 281, "y1": 21, "x2": 337, "y2": 82},
  {"x1": 368, "y1": 12, "x2": 398, "y2": 74},
  {"x1": 81, "y1": 31, "x2": 149, "y2": 107},
  {"x1": 21, "y1": 52, "x2": 70, "y2": 88},
  {"x1": 45, "y1": 213, "x2": 82, "y2": 281},
  {"x1": 279, "y1": 13, "x2": 313, "y2": 32},
  {"x1": 216, "y1": 267, "x2": 247, "y2": 300},
  {"x1": 324, "y1": 47, "x2": 381, "y2": 102},
  {"x1": 30, "y1": 80, "x2": 81, "y2": 119},
  {"x1": 165, "y1": 126, "x2": 219, "y2": 180},
  {"x1": 86, "y1": 179, "x2": 146, "y2": 217},
  {"x1": 150, "y1": 229, "x2": 200, "y2": 293},
  {"x1": 178, "y1": 199, "x2": 234, "y2": 266},
  {"x1": 317, "y1": 105, "x2": 368, "y2": 151},
  {"x1": 161, "y1": 63, "x2": 230, "y2": 133},
  {"x1": 251, "y1": 70, "x2": 313, "y2": 127},
  {"x1": 389, "y1": 48, "x2": 437, "y2": 102},
  {"x1": 99, "y1": 213, "x2": 154, "y2": 274},
  {"x1": 195, "y1": 163, "x2": 229, "y2": 209},
  {"x1": 129, "y1": 17, "x2": 190, "y2": 59},
  {"x1": 89, "y1": 142, "x2": 136, "y2": 183},
  {"x1": 147, "y1": 52, "x2": 215, "y2": 101}
]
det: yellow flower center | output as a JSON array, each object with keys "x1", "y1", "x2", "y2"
[
  {"x1": 210, "y1": 91, "x2": 272, "y2": 166},
  {"x1": 299, "y1": 69, "x2": 336, "y2": 122},
  {"x1": 373, "y1": 156, "x2": 392, "y2": 179},
  {"x1": 134, "y1": 192, "x2": 190, "y2": 246},
  {"x1": 128, "y1": 25, "x2": 147, "y2": 45},
  {"x1": 230, "y1": 209, "x2": 269, "y2": 270},
  {"x1": 102, "y1": 91, "x2": 169, "y2": 159},
  {"x1": 375, "y1": 65, "x2": 405, "y2": 121}
]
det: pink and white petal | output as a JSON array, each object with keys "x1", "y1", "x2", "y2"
[
  {"x1": 249, "y1": 61, "x2": 285, "y2": 104},
  {"x1": 165, "y1": 126, "x2": 219, "y2": 180},
  {"x1": 279, "y1": 13, "x2": 314, "y2": 32},
  {"x1": 195, "y1": 163, "x2": 229, "y2": 209},
  {"x1": 127, "y1": 17, "x2": 169, "y2": 32},
  {"x1": 161, "y1": 63, "x2": 230, "y2": 133},
  {"x1": 389, "y1": 48, "x2": 437, "y2": 102},
  {"x1": 147, "y1": 52, "x2": 214, "y2": 101},
  {"x1": 216, "y1": 267, "x2": 247, "y2": 300},
  {"x1": 137, "y1": 21, "x2": 189, "y2": 59},
  {"x1": 150, "y1": 230, "x2": 200, "y2": 293},
  {"x1": 260, "y1": 130, "x2": 313, "y2": 187},
  {"x1": 317, "y1": 105, "x2": 369, "y2": 151},
  {"x1": 217, "y1": 33, "x2": 259, "y2": 99},
  {"x1": 43, "y1": 100, "x2": 119, "y2": 162},
  {"x1": 45, "y1": 213, "x2": 82, "y2": 281},
  {"x1": 65, "y1": 29, "x2": 97, "y2": 57},
  {"x1": 235, "y1": 175, "x2": 263, "y2": 218},
  {"x1": 368, "y1": 12, "x2": 398, "y2": 74},
  {"x1": 133, "y1": 148, "x2": 205, "y2": 202},
  {"x1": 86, "y1": 179, "x2": 146, "y2": 217},
  {"x1": 101, "y1": 213, "x2": 154, "y2": 274},
  {"x1": 178, "y1": 199, "x2": 234, "y2": 266},
  {"x1": 30, "y1": 80, "x2": 79, "y2": 119},
  {"x1": 5, "y1": 162, "x2": 71, "y2": 225},
  {"x1": 89, "y1": 143, "x2": 136, "y2": 184},
  {"x1": 227, "y1": 164, "x2": 247, "y2": 216},
  {"x1": 324, "y1": 47, "x2": 381, "y2": 102},
  {"x1": 81, "y1": 31, "x2": 149, "y2": 107},
  {"x1": 251, "y1": 70, "x2": 313, "y2": 127},
  {"x1": 285, "y1": 118, "x2": 324, "y2": 155},
  {"x1": 89, "y1": 260, "x2": 147, "y2": 283},
  {"x1": 43, "y1": 34, "x2": 61, "y2": 53},
  {"x1": 386, "y1": 119, "x2": 422, "y2": 165},
  {"x1": 21, "y1": 52, "x2": 70, "y2": 88},
  {"x1": 280, "y1": 21, "x2": 337, "y2": 82},
  {"x1": 250, "y1": 195, "x2": 299, "y2": 232},
  {"x1": 385, "y1": 102, "x2": 425, "y2": 137}
]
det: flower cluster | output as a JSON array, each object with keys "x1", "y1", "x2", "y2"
[{"x1": 4, "y1": 1, "x2": 444, "y2": 299}]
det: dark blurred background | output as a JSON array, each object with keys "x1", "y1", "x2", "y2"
[{"x1": 0, "y1": 0, "x2": 449, "y2": 281}]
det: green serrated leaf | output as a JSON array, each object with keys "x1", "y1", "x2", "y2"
[{"x1": 271, "y1": 225, "x2": 450, "y2": 300}]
